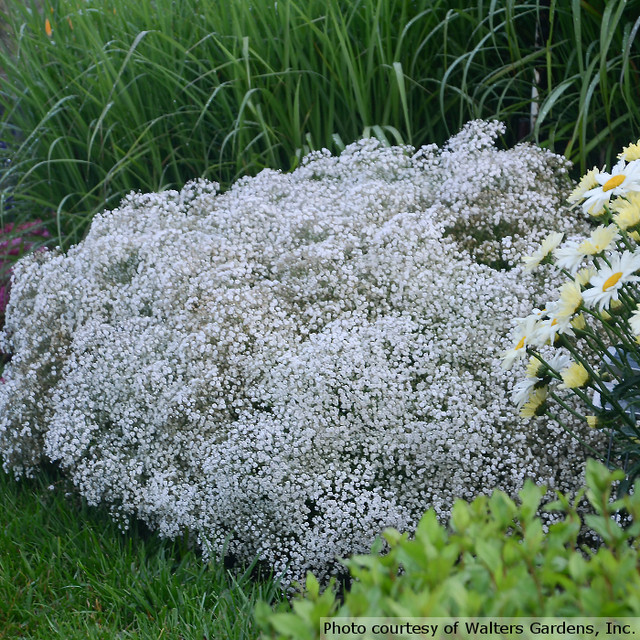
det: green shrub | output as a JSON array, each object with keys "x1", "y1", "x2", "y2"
[{"x1": 256, "y1": 459, "x2": 640, "y2": 638}]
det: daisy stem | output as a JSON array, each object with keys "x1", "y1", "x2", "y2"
[
  {"x1": 581, "y1": 307, "x2": 636, "y2": 354},
  {"x1": 618, "y1": 231, "x2": 636, "y2": 252},
  {"x1": 555, "y1": 335, "x2": 638, "y2": 431},
  {"x1": 559, "y1": 267, "x2": 576, "y2": 281},
  {"x1": 619, "y1": 282, "x2": 640, "y2": 315},
  {"x1": 545, "y1": 403, "x2": 605, "y2": 460}
]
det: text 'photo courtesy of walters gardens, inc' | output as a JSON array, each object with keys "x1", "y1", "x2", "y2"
[{"x1": 320, "y1": 618, "x2": 640, "y2": 639}]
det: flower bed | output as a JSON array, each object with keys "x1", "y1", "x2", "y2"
[{"x1": 0, "y1": 121, "x2": 600, "y2": 585}]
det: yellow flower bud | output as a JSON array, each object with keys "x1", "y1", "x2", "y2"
[
  {"x1": 586, "y1": 415, "x2": 600, "y2": 429},
  {"x1": 559, "y1": 362, "x2": 590, "y2": 389}
]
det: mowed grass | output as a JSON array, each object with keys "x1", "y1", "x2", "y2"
[{"x1": 0, "y1": 467, "x2": 285, "y2": 640}]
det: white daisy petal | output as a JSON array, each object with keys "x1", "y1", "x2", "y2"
[
  {"x1": 582, "y1": 250, "x2": 640, "y2": 310},
  {"x1": 522, "y1": 231, "x2": 564, "y2": 271},
  {"x1": 581, "y1": 160, "x2": 640, "y2": 216}
]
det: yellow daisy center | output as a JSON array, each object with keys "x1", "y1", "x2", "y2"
[
  {"x1": 603, "y1": 271, "x2": 623, "y2": 291},
  {"x1": 515, "y1": 336, "x2": 526, "y2": 350},
  {"x1": 603, "y1": 174, "x2": 625, "y2": 192}
]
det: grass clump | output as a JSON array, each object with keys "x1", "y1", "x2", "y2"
[
  {"x1": 0, "y1": 0, "x2": 638, "y2": 248},
  {"x1": 0, "y1": 0, "x2": 452, "y2": 246},
  {"x1": 0, "y1": 467, "x2": 284, "y2": 639}
]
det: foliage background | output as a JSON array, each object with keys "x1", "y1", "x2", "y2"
[{"x1": 0, "y1": 0, "x2": 638, "y2": 248}]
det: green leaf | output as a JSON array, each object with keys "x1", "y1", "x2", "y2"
[
  {"x1": 305, "y1": 572, "x2": 320, "y2": 601},
  {"x1": 268, "y1": 612, "x2": 314, "y2": 639},
  {"x1": 568, "y1": 553, "x2": 588, "y2": 583},
  {"x1": 475, "y1": 539, "x2": 503, "y2": 580},
  {"x1": 489, "y1": 490, "x2": 517, "y2": 528},
  {"x1": 519, "y1": 480, "x2": 546, "y2": 523},
  {"x1": 450, "y1": 500, "x2": 471, "y2": 533}
]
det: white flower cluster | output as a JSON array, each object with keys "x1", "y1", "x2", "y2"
[{"x1": 0, "y1": 121, "x2": 600, "y2": 585}]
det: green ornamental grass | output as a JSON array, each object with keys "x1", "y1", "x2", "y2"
[{"x1": 0, "y1": 0, "x2": 638, "y2": 249}]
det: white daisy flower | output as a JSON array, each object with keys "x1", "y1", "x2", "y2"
[
  {"x1": 520, "y1": 386, "x2": 548, "y2": 418},
  {"x1": 571, "y1": 313, "x2": 587, "y2": 330},
  {"x1": 612, "y1": 192, "x2": 640, "y2": 231},
  {"x1": 522, "y1": 231, "x2": 564, "y2": 271},
  {"x1": 512, "y1": 376, "x2": 540, "y2": 410},
  {"x1": 534, "y1": 302, "x2": 574, "y2": 345},
  {"x1": 554, "y1": 226, "x2": 619, "y2": 274},
  {"x1": 629, "y1": 304, "x2": 640, "y2": 335},
  {"x1": 619, "y1": 141, "x2": 640, "y2": 162},
  {"x1": 501, "y1": 312, "x2": 542, "y2": 370},
  {"x1": 554, "y1": 240, "x2": 587, "y2": 273},
  {"x1": 581, "y1": 160, "x2": 640, "y2": 216},
  {"x1": 586, "y1": 415, "x2": 601, "y2": 429},
  {"x1": 582, "y1": 250, "x2": 640, "y2": 311},
  {"x1": 556, "y1": 280, "x2": 582, "y2": 318},
  {"x1": 579, "y1": 224, "x2": 620, "y2": 256},
  {"x1": 575, "y1": 266, "x2": 597, "y2": 287},
  {"x1": 524, "y1": 351, "x2": 571, "y2": 380},
  {"x1": 567, "y1": 167, "x2": 600, "y2": 205},
  {"x1": 558, "y1": 361, "x2": 590, "y2": 389},
  {"x1": 545, "y1": 350, "x2": 573, "y2": 374}
]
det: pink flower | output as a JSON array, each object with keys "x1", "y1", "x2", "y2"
[{"x1": 0, "y1": 219, "x2": 51, "y2": 319}]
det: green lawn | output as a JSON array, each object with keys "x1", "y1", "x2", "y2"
[{"x1": 0, "y1": 466, "x2": 285, "y2": 640}]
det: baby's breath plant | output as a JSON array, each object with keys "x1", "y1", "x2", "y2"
[
  {"x1": 256, "y1": 459, "x2": 640, "y2": 638},
  {"x1": 0, "y1": 121, "x2": 598, "y2": 586},
  {"x1": 505, "y1": 140, "x2": 640, "y2": 492}
]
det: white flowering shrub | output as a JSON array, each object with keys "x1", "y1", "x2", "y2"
[{"x1": 0, "y1": 121, "x2": 600, "y2": 585}]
